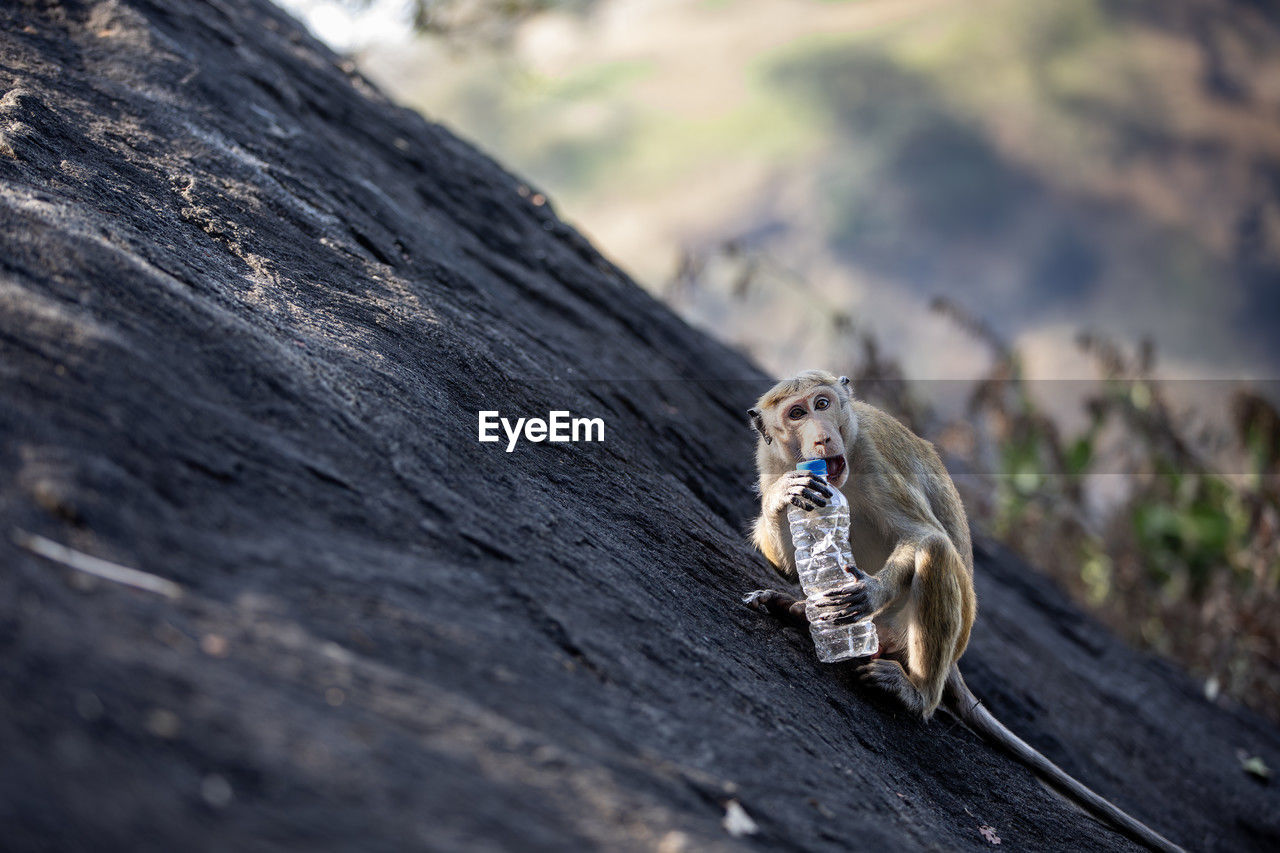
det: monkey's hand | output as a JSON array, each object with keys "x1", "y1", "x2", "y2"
[
  {"x1": 762, "y1": 469, "x2": 833, "y2": 515},
  {"x1": 810, "y1": 564, "x2": 887, "y2": 624}
]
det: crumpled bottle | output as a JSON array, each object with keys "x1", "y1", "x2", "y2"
[{"x1": 787, "y1": 459, "x2": 879, "y2": 663}]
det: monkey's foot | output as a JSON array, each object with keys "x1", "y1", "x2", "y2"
[
  {"x1": 742, "y1": 589, "x2": 809, "y2": 627},
  {"x1": 857, "y1": 658, "x2": 927, "y2": 717}
]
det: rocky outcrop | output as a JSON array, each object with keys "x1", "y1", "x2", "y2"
[{"x1": 0, "y1": 1, "x2": 1276, "y2": 850}]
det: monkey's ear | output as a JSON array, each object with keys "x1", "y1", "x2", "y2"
[
  {"x1": 839, "y1": 376, "x2": 850, "y2": 389},
  {"x1": 747, "y1": 408, "x2": 772, "y2": 444}
]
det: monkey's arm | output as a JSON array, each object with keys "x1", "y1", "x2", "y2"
[
  {"x1": 751, "y1": 470, "x2": 832, "y2": 581},
  {"x1": 843, "y1": 532, "x2": 968, "y2": 622},
  {"x1": 751, "y1": 513, "x2": 795, "y2": 580},
  {"x1": 846, "y1": 540, "x2": 916, "y2": 616}
]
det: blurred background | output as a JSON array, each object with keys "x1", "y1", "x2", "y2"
[{"x1": 277, "y1": 0, "x2": 1280, "y2": 726}]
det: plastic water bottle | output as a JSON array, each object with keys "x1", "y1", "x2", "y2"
[{"x1": 788, "y1": 459, "x2": 878, "y2": 663}]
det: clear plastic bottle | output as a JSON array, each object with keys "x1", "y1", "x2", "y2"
[{"x1": 788, "y1": 459, "x2": 879, "y2": 663}]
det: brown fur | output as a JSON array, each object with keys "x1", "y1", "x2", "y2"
[
  {"x1": 745, "y1": 371, "x2": 1184, "y2": 852},
  {"x1": 750, "y1": 370, "x2": 975, "y2": 718}
]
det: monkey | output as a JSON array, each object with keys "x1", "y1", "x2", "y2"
[{"x1": 742, "y1": 370, "x2": 1184, "y2": 853}]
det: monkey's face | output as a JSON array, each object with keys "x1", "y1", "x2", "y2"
[{"x1": 766, "y1": 385, "x2": 850, "y2": 487}]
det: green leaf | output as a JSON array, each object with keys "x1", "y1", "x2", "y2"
[{"x1": 1065, "y1": 436, "x2": 1093, "y2": 476}]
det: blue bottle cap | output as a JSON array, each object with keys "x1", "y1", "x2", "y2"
[{"x1": 796, "y1": 459, "x2": 827, "y2": 477}]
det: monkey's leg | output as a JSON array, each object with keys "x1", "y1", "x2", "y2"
[
  {"x1": 858, "y1": 657, "x2": 928, "y2": 717},
  {"x1": 859, "y1": 537, "x2": 969, "y2": 719},
  {"x1": 742, "y1": 589, "x2": 809, "y2": 627}
]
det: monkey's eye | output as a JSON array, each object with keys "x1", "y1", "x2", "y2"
[
  {"x1": 814, "y1": 397, "x2": 829, "y2": 410},
  {"x1": 787, "y1": 405, "x2": 806, "y2": 420}
]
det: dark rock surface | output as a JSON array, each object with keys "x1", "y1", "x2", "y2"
[{"x1": 0, "y1": 1, "x2": 1277, "y2": 850}]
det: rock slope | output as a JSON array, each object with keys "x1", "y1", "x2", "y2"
[{"x1": 0, "y1": 1, "x2": 1276, "y2": 850}]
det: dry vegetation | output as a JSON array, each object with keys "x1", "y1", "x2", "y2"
[
  {"x1": 674, "y1": 240, "x2": 1280, "y2": 725},
  {"x1": 929, "y1": 298, "x2": 1280, "y2": 724}
]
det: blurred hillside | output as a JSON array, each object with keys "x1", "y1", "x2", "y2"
[{"x1": 341, "y1": 0, "x2": 1280, "y2": 389}]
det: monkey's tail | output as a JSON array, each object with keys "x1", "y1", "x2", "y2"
[{"x1": 944, "y1": 667, "x2": 1185, "y2": 853}]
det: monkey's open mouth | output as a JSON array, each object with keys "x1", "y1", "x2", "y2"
[{"x1": 824, "y1": 455, "x2": 846, "y2": 484}]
